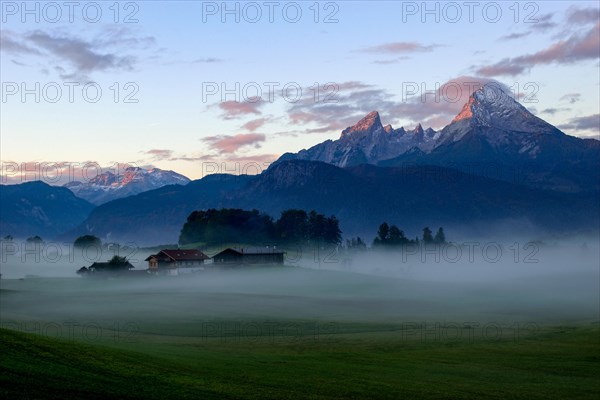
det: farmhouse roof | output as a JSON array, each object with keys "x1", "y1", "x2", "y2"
[
  {"x1": 215, "y1": 247, "x2": 286, "y2": 256},
  {"x1": 145, "y1": 249, "x2": 209, "y2": 262}
]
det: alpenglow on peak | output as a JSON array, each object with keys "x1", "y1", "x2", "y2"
[
  {"x1": 341, "y1": 111, "x2": 383, "y2": 137},
  {"x1": 450, "y1": 83, "x2": 559, "y2": 134}
]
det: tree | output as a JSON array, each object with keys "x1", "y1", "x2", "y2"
[
  {"x1": 26, "y1": 235, "x2": 43, "y2": 244},
  {"x1": 109, "y1": 255, "x2": 128, "y2": 265},
  {"x1": 374, "y1": 222, "x2": 416, "y2": 246},
  {"x1": 307, "y1": 211, "x2": 325, "y2": 242},
  {"x1": 74, "y1": 235, "x2": 102, "y2": 248},
  {"x1": 105, "y1": 255, "x2": 132, "y2": 270},
  {"x1": 376, "y1": 223, "x2": 390, "y2": 243},
  {"x1": 388, "y1": 225, "x2": 408, "y2": 245},
  {"x1": 355, "y1": 237, "x2": 366, "y2": 249},
  {"x1": 422, "y1": 227, "x2": 433, "y2": 244},
  {"x1": 346, "y1": 237, "x2": 367, "y2": 251},
  {"x1": 434, "y1": 227, "x2": 446, "y2": 244},
  {"x1": 323, "y1": 215, "x2": 342, "y2": 245},
  {"x1": 275, "y1": 209, "x2": 308, "y2": 243},
  {"x1": 3, "y1": 235, "x2": 13, "y2": 241},
  {"x1": 306, "y1": 211, "x2": 341, "y2": 245}
]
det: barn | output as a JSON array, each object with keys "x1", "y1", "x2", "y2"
[
  {"x1": 212, "y1": 247, "x2": 285, "y2": 265},
  {"x1": 145, "y1": 249, "x2": 210, "y2": 275}
]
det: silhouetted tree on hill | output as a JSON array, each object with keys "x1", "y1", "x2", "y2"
[
  {"x1": 74, "y1": 235, "x2": 102, "y2": 249},
  {"x1": 422, "y1": 227, "x2": 434, "y2": 244},
  {"x1": 374, "y1": 223, "x2": 390, "y2": 245},
  {"x1": 434, "y1": 227, "x2": 446, "y2": 244}
]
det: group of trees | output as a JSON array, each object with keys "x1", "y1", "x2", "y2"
[
  {"x1": 373, "y1": 223, "x2": 446, "y2": 247},
  {"x1": 74, "y1": 235, "x2": 102, "y2": 248},
  {"x1": 179, "y1": 208, "x2": 342, "y2": 246},
  {"x1": 276, "y1": 209, "x2": 341, "y2": 245},
  {"x1": 8, "y1": 219, "x2": 447, "y2": 255}
]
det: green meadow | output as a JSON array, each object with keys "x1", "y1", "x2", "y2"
[{"x1": 1, "y1": 244, "x2": 599, "y2": 399}]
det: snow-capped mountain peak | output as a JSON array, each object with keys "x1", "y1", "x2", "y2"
[
  {"x1": 65, "y1": 167, "x2": 190, "y2": 205},
  {"x1": 450, "y1": 83, "x2": 560, "y2": 135},
  {"x1": 277, "y1": 110, "x2": 438, "y2": 168},
  {"x1": 275, "y1": 82, "x2": 597, "y2": 184},
  {"x1": 341, "y1": 111, "x2": 383, "y2": 138},
  {"x1": 274, "y1": 83, "x2": 599, "y2": 191}
]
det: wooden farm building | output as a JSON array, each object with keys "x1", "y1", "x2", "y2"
[
  {"x1": 212, "y1": 247, "x2": 285, "y2": 265},
  {"x1": 145, "y1": 249, "x2": 210, "y2": 275}
]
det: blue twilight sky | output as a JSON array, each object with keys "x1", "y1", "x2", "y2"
[{"x1": 1, "y1": 1, "x2": 599, "y2": 181}]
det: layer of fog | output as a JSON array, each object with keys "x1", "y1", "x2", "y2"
[{"x1": 1, "y1": 236, "x2": 598, "y2": 338}]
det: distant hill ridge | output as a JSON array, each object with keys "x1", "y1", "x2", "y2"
[{"x1": 0, "y1": 181, "x2": 94, "y2": 238}]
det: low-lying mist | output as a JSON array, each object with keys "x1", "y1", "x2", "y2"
[{"x1": 1, "y1": 236, "x2": 598, "y2": 341}]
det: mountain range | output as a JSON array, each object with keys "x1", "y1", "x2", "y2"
[
  {"x1": 64, "y1": 167, "x2": 190, "y2": 205},
  {"x1": 64, "y1": 160, "x2": 598, "y2": 245},
  {"x1": 279, "y1": 85, "x2": 600, "y2": 192},
  {"x1": 278, "y1": 111, "x2": 440, "y2": 167},
  {"x1": 1, "y1": 84, "x2": 598, "y2": 244}
]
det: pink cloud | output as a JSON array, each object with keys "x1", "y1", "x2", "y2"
[
  {"x1": 360, "y1": 42, "x2": 441, "y2": 54},
  {"x1": 567, "y1": 6, "x2": 600, "y2": 25},
  {"x1": 241, "y1": 118, "x2": 267, "y2": 132},
  {"x1": 143, "y1": 149, "x2": 174, "y2": 161},
  {"x1": 203, "y1": 133, "x2": 266, "y2": 153},
  {"x1": 478, "y1": 22, "x2": 599, "y2": 76},
  {"x1": 284, "y1": 77, "x2": 510, "y2": 133},
  {"x1": 217, "y1": 98, "x2": 264, "y2": 119}
]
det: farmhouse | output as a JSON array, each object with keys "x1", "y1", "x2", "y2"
[
  {"x1": 212, "y1": 247, "x2": 285, "y2": 265},
  {"x1": 145, "y1": 249, "x2": 210, "y2": 275}
]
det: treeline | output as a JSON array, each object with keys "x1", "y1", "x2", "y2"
[
  {"x1": 346, "y1": 223, "x2": 447, "y2": 250},
  {"x1": 179, "y1": 208, "x2": 342, "y2": 246},
  {"x1": 374, "y1": 223, "x2": 446, "y2": 246}
]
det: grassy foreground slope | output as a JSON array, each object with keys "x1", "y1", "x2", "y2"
[{"x1": 1, "y1": 326, "x2": 599, "y2": 400}]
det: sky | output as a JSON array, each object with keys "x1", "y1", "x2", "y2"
[{"x1": 1, "y1": 1, "x2": 599, "y2": 182}]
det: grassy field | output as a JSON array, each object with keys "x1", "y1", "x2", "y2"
[
  {"x1": 1, "y1": 245, "x2": 599, "y2": 399},
  {"x1": 1, "y1": 324, "x2": 599, "y2": 399}
]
